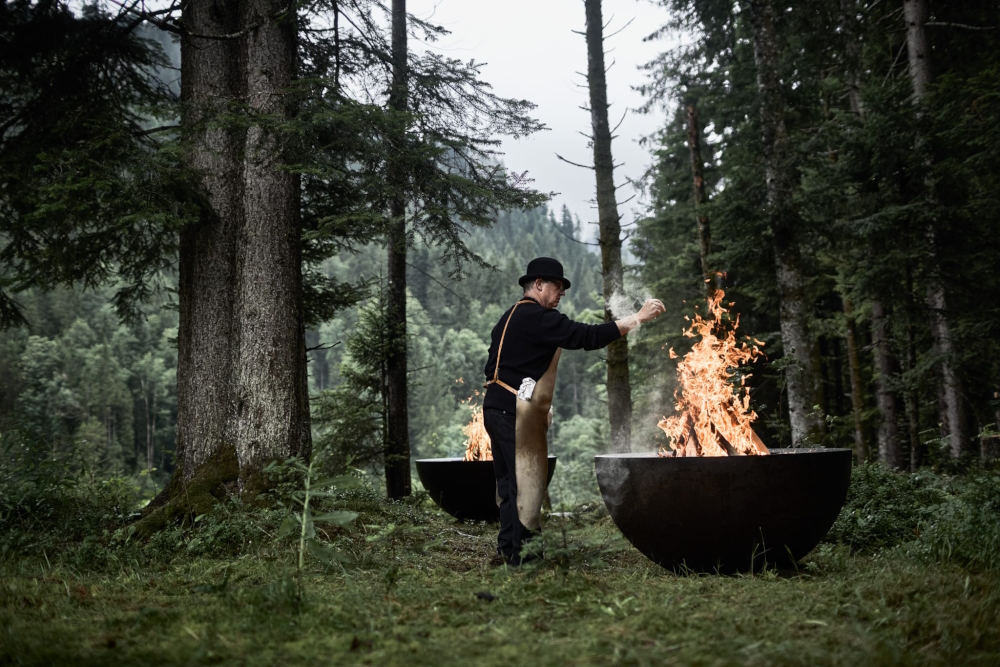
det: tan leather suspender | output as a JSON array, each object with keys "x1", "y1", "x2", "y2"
[{"x1": 485, "y1": 299, "x2": 534, "y2": 396}]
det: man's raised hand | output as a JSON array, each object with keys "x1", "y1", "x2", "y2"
[{"x1": 638, "y1": 298, "x2": 666, "y2": 323}]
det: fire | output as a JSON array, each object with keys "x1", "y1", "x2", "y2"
[
  {"x1": 658, "y1": 288, "x2": 769, "y2": 457},
  {"x1": 463, "y1": 404, "x2": 492, "y2": 461}
]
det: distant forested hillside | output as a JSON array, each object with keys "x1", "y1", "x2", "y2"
[{"x1": 0, "y1": 288, "x2": 177, "y2": 489}]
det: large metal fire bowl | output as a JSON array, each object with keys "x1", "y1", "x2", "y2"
[
  {"x1": 416, "y1": 456, "x2": 557, "y2": 522},
  {"x1": 595, "y1": 449, "x2": 852, "y2": 572}
]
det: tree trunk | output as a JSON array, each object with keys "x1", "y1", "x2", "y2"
[
  {"x1": 747, "y1": 0, "x2": 823, "y2": 446},
  {"x1": 903, "y1": 0, "x2": 932, "y2": 100},
  {"x1": 841, "y1": 0, "x2": 906, "y2": 467},
  {"x1": 839, "y1": 1, "x2": 874, "y2": 464},
  {"x1": 986, "y1": 390, "x2": 1000, "y2": 459},
  {"x1": 925, "y1": 268, "x2": 966, "y2": 457},
  {"x1": 176, "y1": 0, "x2": 242, "y2": 485},
  {"x1": 842, "y1": 297, "x2": 868, "y2": 463},
  {"x1": 903, "y1": 0, "x2": 968, "y2": 458},
  {"x1": 164, "y1": 0, "x2": 309, "y2": 504},
  {"x1": 306, "y1": 329, "x2": 328, "y2": 391},
  {"x1": 871, "y1": 297, "x2": 905, "y2": 469},
  {"x1": 231, "y1": 0, "x2": 311, "y2": 485},
  {"x1": 685, "y1": 100, "x2": 715, "y2": 297},
  {"x1": 831, "y1": 337, "x2": 844, "y2": 416},
  {"x1": 584, "y1": 0, "x2": 631, "y2": 453},
  {"x1": 903, "y1": 264, "x2": 922, "y2": 470},
  {"x1": 839, "y1": 0, "x2": 864, "y2": 118},
  {"x1": 384, "y1": 0, "x2": 411, "y2": 498},
  {"x1": 904, "y1": 323, "x2": 922, "y2": 471},
  {"x1": 150, "y1": 388, "x2": 156, "y2": 472},
  {"x1": 138, "y1": 0, "x2": 309, "y2": 531},
  {"x1": 141, "y1": 377, "x2": 155, "y2": 471}
]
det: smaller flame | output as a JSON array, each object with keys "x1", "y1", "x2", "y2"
[
  {"x1": 463, "y1": 404, "x2": 492, "y2": 461},
  {"x1": 658, "y1": 288, "x2": 769, "y2": 457}
]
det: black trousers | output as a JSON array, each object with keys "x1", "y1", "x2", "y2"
[{"x1": 484, "y1": 407, "x2": 538, "y2": 564}]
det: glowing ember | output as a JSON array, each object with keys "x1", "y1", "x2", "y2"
[
  {"x1": 463, "y1": 404, "x2": 492, "y2": 461},
  {"x1": 658, "y1": 288, "x2": 769, "y2": 457}
]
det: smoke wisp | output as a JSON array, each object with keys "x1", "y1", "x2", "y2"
[{"x1": 607, "y1": 279, "x2": 652, "y2": 341}]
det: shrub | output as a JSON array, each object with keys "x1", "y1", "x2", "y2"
[
  {"x1": 826, "y1": 463, "x2": 1000, "y2": 571},
  {"x1": 1, "y1": 425, "x2": 137, "y2": 557},
  {"x1": 825, "y1": 463, "x2": 942, "y2": 553},
  {"x1": 908, "y1": 470, "x2": 1000, "y2": 571}
]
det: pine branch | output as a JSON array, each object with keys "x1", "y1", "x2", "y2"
[
  {"x1": 549, "y1": 218, "x2": 600, "y2": 246},
  {"x1": 605, "y1": 17, "x2": 635, "y2": 41},
  {"x1": 610, "y1": 108, "x2": 628, "y2": 135},
  {"x1": 555, "y1": 153, "x2": 596, "y2": 170},
  {"x1": 135, "y1": 124, "x2": 180, "y2": 137},
  {"x1": 107, "y1": 0, "x2": 295, "y2": 41},
  {"x1": 924, "y1": 21, "x2": 996, "y2": 31}
]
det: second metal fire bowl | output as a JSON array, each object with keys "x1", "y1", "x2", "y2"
[
  {"x1": 594, "y1": 449, "x2": 852, "y2": 572},
  {"x1": 416, "y1": 456, "x2": 558, "y2": 522}
]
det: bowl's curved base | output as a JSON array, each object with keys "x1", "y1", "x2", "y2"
[
  {"x1": 595, "y1": 449, "x2": 852, "y2": 573},
  {"x1": 416, "y1": 456, "x2": 557, "y2": 522}
]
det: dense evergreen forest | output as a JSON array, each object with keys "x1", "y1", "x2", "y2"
[
  {"x1": 4, "y1": 1, "x2": 1000, "y2": 665},
  {"x1": 2, "y1": 0, "x2": 999, "y2": 504},
  {"x1": 632, "y1": 0, "x2": 1000, "y2": 467}
]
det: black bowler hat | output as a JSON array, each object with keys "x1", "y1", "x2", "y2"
[{"x1": 518, "y1": 257, "x2": 571, "y2": 290}]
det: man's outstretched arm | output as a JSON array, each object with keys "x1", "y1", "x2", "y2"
[{"x1": 616, "y1": 298, "x2": 666, "y2": 335}]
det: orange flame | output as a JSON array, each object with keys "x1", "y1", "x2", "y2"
[
  {"x1": 463, "y1": 404, "x2": 492, "y2": 461},
  {"x1": 657, "y1": 289, "x2": 769, "y2": 457}
]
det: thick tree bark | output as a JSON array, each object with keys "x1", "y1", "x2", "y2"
[
  {"x1": 176, "y1": 0, "x2": 242, "y2": 485},
  {"x1": 925, "y1": 268, "x2": 966, "y2": 457},
  {"x1": 903, "y1": 0, "x2": 968, "y2": 458},
  {"x1": 685, "y1": 100, "x2": 715, "y2": 297},
  {"x1": 231, "y1": 0, "x2": 311, "y2": 483},
  {"x1": 161, "y1": 0, "x2": 310, "y2": 506},
  {"x1": 384, "y1": 0, "x2": 411, "y2": 497},
  {"x1": 842, "y1": 297, "x2": 868, "y2": 463},
  {"x1": 584, "y1": 0, "x2": 631, "y2": 453},
  {"x1": 871, "y1": 297, "x2": 905, "y2": 469},
  {"x1": 747, "y1": 0, "x2": 823, "y2": 446}
]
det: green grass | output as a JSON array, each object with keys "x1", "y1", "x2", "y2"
[{"x1": 3, "y1": 494, "x2": 1000, "y2": 667}]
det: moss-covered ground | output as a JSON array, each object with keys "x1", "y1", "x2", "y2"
[{"x1": 3, "y1": 491, "x2": 1000, "y2": 667}]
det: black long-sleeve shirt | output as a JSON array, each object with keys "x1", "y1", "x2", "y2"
[{"x1": 482, "y1": 296, "x2": 622, "y2": 413}]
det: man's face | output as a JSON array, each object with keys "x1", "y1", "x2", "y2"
[{"x1": 534, "y1": 279, "x2": 566, "y2": 309}]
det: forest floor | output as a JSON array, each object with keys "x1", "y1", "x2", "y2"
[{"x1": 3, "y1": 491, "x2": 1000, "y2": 667}]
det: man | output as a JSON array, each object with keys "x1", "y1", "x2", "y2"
[{"x1": 482, "y1": 257, "x2": 665, "y2": 565}]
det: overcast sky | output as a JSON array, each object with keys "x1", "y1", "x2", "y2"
[{"x1": 408, "y1": 0, "x2": 678, "y2": 242}]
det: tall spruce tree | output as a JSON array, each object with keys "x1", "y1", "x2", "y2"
[
  {"x1": 837, "y1": 0, "x2": 905, "y2": 467},
  {"x1": 384, "y1": 0, "x2": 410, "y2": 498},
  {"x1": 582, "y1": 0, "x2": 632, "y2": 453},
  {"x1": 903, "y1": 0, "x2": 967, "y2": 458},
  {"x1": 745, "y1": 0, "x2": 823, "y2": 446},
  {"x1": 685, "y1": 98, "x2": 714, "y2": 297}
]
